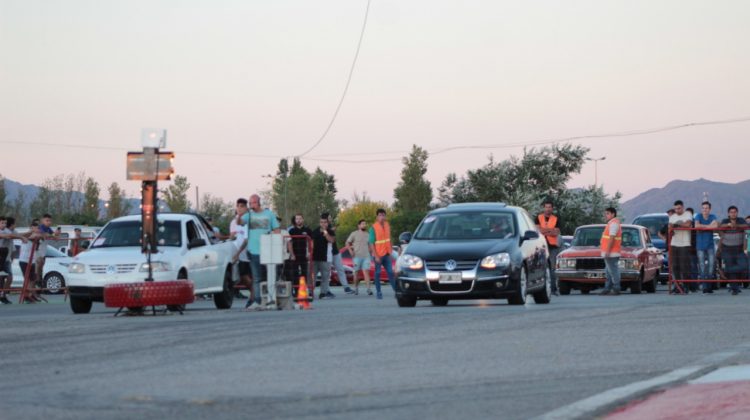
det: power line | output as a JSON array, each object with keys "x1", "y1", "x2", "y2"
[{"x1": 295, "y1": 0, "x2": 372, "y2": 158}]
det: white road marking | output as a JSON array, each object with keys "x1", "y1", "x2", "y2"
[{"x1": 690, "y1": 364, "x2": 750, "y2": 384}]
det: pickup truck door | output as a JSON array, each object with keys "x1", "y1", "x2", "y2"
[
  {"x1": 194, "y1": 220, "x2": 222, "y2": 289},
  {"x1": 184, "y1": 220, "x2": 211, "y2": 290}
]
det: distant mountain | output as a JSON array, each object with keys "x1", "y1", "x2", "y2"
[{"x1": 621, "y1": 178, "x2": 750, "y2": 221}]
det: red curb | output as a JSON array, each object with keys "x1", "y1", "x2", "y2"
[{"x1": 607, "y1": 381, "x2": 750, "y2": 420}]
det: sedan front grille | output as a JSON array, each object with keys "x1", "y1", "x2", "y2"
[
  {"x1": 576, "y1": 258, "x2": 605, "y2": 270},
  {"x1": 428, "y1": 280, "x2": 473, "y2": 293},
  {"x1": 425, "y1": 260, "x2": 478, "y2": 271},
  {"x1": 89, "y1": 264, "x2": 139, "y2": 274}
]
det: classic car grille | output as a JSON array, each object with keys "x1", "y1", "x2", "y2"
[
  {"x1": 425, "y1": 260, "x2": 478, "y2": 271},
  {"x1": 429, "y1": 280, "x2": 473, "y2": 293},
  {"x1": 89, "y1": 264, "x2": 139, "y2": 274},
  {"x1": 576, "y1": 258, "x2": 605, "y2": 270}
]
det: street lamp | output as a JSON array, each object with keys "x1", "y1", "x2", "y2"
[{"x1": 586, "y1": 156, "x2": 606, "y2": 187}]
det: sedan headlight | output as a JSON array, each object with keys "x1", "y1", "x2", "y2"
[
  {"x1": 480, "y1": 252, "x2": 510, "y2": 269},
  {"x1": 397, "y1": 254, "x2": 424, "y2": 270},
  {"x1": 618, "y1": 258, "x2": 640, "y2": 270},
  {"x1": 139, "y1": 262, "x2": 172, "y2": 272},
  {"x1": 557, "y1": 258, "x2": 576, "y2": 269},
  {"x1": 68, "y1": 263, "x2": 86, "y2": 273}
]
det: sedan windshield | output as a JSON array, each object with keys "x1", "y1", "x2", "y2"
[
  {"x1": 573, "y1": 227, "x2": 642, "y2": 247},
  {"x1": 91, "y1": 220, "x2": 182, "y2": 248},
  {"x1": 414, "y1": 211, "x2": 516, "y2": 240}
]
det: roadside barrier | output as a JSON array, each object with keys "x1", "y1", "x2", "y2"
[
  {"x1": 668, "y1": 226, "x2": 749, "y2": 294},
  {"x1": 104, "y1": 280, "x2": 195, "y2": 315}
]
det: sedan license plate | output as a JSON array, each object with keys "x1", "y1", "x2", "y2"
[
  {"x1": 438, "y1": 272, "x2": 463, "y2": 284},
  {"x1": 585, "y1": 272, "x2": 605, "y2": 279}
]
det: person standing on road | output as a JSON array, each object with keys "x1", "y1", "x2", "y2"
[
  {"x1": 694, "y1": 201, "x2": 719, "y2": 294},
  {"x1": 346, "y1": 219, "x2": 372, "y2": 295},
  {"x1": 669, "y1": 201, "x2": 694, "y2": 293},
  {"x1": 288, "y1": 213, "x2": 313, "y2": 296},
  {"x1": 18, "y1": 222, "x2": 43, "y2": 303},
  {"x1": 35, "y1": 213, "x2": 55, "y2": 291},
  {"x1": 230, "y1": 198, "x2": 252, "y2": 300},
  {"x1": 312, "y1": 215, "x2": 336, "y2": 299},
  {"x1": 717, "y1": 206, "x2": 748, "y2": 296},
  {"x1": 599, "y1": 207, "x2": 622, "y2": 296},
  {"x1": 536, "y1": 200, "x2": 562, "y2": 296},
  {"x1": 322, "y1": 212, "x2": 355, "y2": 295},
  {"x1": 0, "y1": 217, "x2": 28, "y2": 304},
  {"x1": 236, "y1": 194, "x2": 280, "y2": 309},
  {"x1": 369, "y1": 208, "x2": 395, "y2": 300}
]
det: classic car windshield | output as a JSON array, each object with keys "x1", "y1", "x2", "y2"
[
  {"x1": 573, "y1": 227, "x2": 642, "y2": 247},
  {"x1": 91, "y1": 220, "x2": 182, "y2": 248},
  {"x1": 414, "y1": 211, "x2": 516, "y2": 240}
]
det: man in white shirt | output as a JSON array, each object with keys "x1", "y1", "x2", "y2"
[
  {"x1": 669, "y1": 200, "x2": 694, "y2": 293},
  {"x1": 230, "y1": 198, "x2": 252, "y2": 300}
]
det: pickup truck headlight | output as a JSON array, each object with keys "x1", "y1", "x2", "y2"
[
  {"x1": 139, "y1": 262, "x2": 172, "y2": 272},
  {"x1": 68, "y1": 263, "x2": 86, "y2": 274},
  {"x1": 397, "y1": 254, "x2": 423, "y2": 270},
  {"x1": 480, "y1": 253, "x2": 510, "y2": 269},
  {"x1": 618, "y1": 258, "x2": 640, "y2": 270},
  {"x1": 557, "y1": 258, "x2": 576, "y2": 269}
]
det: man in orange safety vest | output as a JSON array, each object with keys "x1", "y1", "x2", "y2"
[{"x1": 600, "y1": 207, "x2": 623, "y2": 296}]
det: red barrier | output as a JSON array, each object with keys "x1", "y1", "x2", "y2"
[
  {"x1": 668, "y1": 226, "x2": 749, "y2": 294},
  {"x1": 104, "y1": 281, "x2": 195, "y2": 315}
]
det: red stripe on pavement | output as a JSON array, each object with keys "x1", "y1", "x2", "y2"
[{"x1": 607, "y1": 381, "x2": 750, "y2": 420}]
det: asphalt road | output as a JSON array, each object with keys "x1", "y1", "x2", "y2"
[{"x1": 3, "y1": 285, "x2": 750, "y2": 420}]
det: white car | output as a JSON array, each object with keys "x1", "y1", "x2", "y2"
[
  {"x1": 65, "y1": 213, "x2": 236, "y2": 313},
  {"x1": 10, "y1": 246, "x2": 73, "y2": 294}
]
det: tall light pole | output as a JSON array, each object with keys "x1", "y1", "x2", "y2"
[{"x1": 586, "y1": 156, "x2": 606, "y2": 187}]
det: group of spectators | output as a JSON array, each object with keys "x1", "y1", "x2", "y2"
[
  {"x1": 226, "y1": 194, "x2": 397, "y2": 310},
  {"x1": 665, "y1": 200, "x2": 750, "y2": 295}
]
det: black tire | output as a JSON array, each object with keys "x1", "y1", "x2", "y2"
[
  {"x1": 431, "y1": 298, "x2": 449, "y2": 306},
  {"x1": 508, "y1": 268, "x2": 528, "y2": 305},
  {"x1": 644, "y1": 273, "x2": 657, "y2": 293},
  {"x1": 168, "y1": 270, "x2": 189, "y2": 312},
  {"x1": 559, "y1": 281, "x2": 571, "y2": 295},
  {"x1": 396, "y1": 295, "x2": 417, "y2": 307},
  {"x1": 70, "y1": 296, "x2": 92, "y2": 314},
  {"x1": 631, "y1": 273, "x2": 643, "y2": 294},
  {"x1": 581, "y1": 288, "x2": 590, "y2": 295},
  {"x1": 213, "y1": 266, "x2": 234, "y2": 309},
  {"x1": 44, "y1": 272, "x2": 65, "y2": 295},
  {"x1": 532, "y1": 266, "x2": 552, "y2": 304}
]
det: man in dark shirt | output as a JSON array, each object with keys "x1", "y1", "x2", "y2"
[
  {"x1": 311, "y1": 215, "x2": 336, "y2": 299},
  {"x1": 717, "y1": 205, "x2": 749, "y2": 295},
  {"x1": 287, "y1": 213, "x2": 313, "y2": 295}
]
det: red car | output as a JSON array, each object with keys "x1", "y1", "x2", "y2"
[
  {"x1": 555, "y1": 224, "x2": 662, "y2": 294},
  {"x1": 339, "y1": 248, "x2": 398, "y2": 284}
]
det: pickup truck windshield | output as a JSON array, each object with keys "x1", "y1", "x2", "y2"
[
  {"x1": 91, "y1": 220, "x2": 182, "y2": 248},
  {"x1": 414, "y1": 211, "x2": 516, "y2": 240}
]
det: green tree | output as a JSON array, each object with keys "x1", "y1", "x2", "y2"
[
  {"x1": 161, "y1": 175, "x2": 191, "y2": 212},
  {"x1": 200, "y1": 193, "x2": 233, "y2": 234},
  {"x1": 107, "y1": 182, "x2": 130, "y2": 219},
  {"x1": 554, "y1": 186, "x2": 623, "y2": 235},
  {"x1": 8, "y1": 190, "x2": 28, "y2": 224},
  {"x1": 392, "y1": 145, "x2": 433, "y2": 237},
  {"x1": 335, "y1": 194, "x2": 389, "y2": 248},
  {"x1": 82, "y1": 177, "x2": 100, "y2": 223},
  {"x1": 271, "y1": 158, "x2": 339, "y2": 228},
  {"x1": 29, "y1": 184, "x2": 53, "y2": 220}
]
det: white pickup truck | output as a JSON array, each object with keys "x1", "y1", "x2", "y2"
[{"x1": 66, "y1": 213, "x2": 236, "y2": 313}]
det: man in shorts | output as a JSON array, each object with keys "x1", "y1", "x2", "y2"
[{"x1": 346, "y1": 219, "x2": 372, "y2": 295}]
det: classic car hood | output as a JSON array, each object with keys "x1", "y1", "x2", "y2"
[
  {"x1": 405, "y1": 238, "x2": 515, "y2": 260},
  {"x1": 559, "y1": 246, "x2": 640, "y2": 258},
  {"x1": 73, "y1": 247, "x2": 182, "y2": 264}
]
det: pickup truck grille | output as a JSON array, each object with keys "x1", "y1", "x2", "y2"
[
  {"x1": 575, "y1": 258, "x2": 605, "y2": 270},
  {"x1": 425, "y1": 260, "x2": 478, "y2": 271},
  {"x1": 89, "y1": 264, "x2": 139, "y2": 274}
]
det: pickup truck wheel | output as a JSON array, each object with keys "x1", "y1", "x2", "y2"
[
  {"x1": 44, "y1": 272, "x2": 65, "y2": 295},
  {"x1": 631, "y1": 273, "x2": 643, "y2": 294},
  {"x1": 396, "y1": 295, "x2": 417, "y2": 307},
  {"x1": 70, "y1": 296, "x2": 92, "y2": 314},
  {"x1": 167, "y1": 271, "x2": 189, "y2": 312},
  {"x1": 580, "y1": 288, "x2": 590, "y2": 295},
  {"x1": 508, "y1": 268, "x2": 528, "y2": 305},
  {"x1": 213, "y1": 267, "x2": 234, "y2": 309},
  {"x1": 559, "y1": 282, "x2": 571, "y2": 295},
  {"x1": 644, "y1": 272, "x2": 657, "y2": 293}
]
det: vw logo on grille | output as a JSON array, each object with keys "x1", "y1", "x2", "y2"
[
  {"x1": 106, "y1": 265, "x2": 117, "y2": 275},
  {"x1": 444, "y1": 259, "x2": 457, "y2": 271}
]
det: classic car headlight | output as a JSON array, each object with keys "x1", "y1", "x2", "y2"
[
  {"x1": 557, "y1": 258, "x2": 576, "y2": 269},
  {"x1": 68, "y1": 263, "x2": 86, "y2": 273},
  {"x1": 618, "y1": 258, "x2": 640, "y2": 270},
  {"x1": 480, "y1": 253, "x2": 510, "y2": 269},
  {"x1": 139, "y1": 262, "x2": 172, "y2": 272},
  {"x1": 397, "y1": 254, "x2": 424, "y2": 270}
]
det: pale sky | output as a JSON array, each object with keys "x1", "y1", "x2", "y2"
[{"x1": 1, "y1": 0, "x2": 749, "y2": 207}]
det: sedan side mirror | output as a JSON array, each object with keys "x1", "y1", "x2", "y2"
[
  {"x1": 522, "y1": 230, "x2": 540, "y2": 241},
  {"x1": 399, "y1": 232, "x2": 412, "y2": 245},
  {"x1": 188, "y1": 238, "x2": 206, "y2": 249}
]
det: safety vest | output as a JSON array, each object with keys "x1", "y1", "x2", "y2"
[
  {"x1": 372, "y1": 222, "x2": 391, "y2": 257},
  {"x1": 538, "y1": 214, "x2": 559, "y2": 247},
  {"x1": 600, "y1": 218, "x2": 622, "y2": 254}
]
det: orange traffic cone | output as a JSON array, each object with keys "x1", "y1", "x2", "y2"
[{"x1": 297, "y1": 276, "x2": 311, "y2": 310}]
